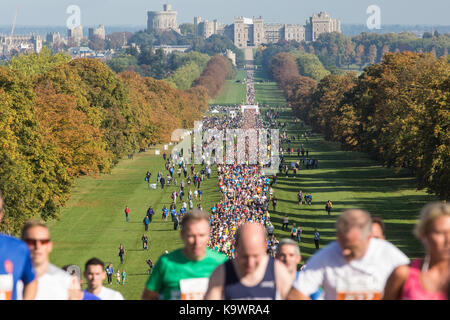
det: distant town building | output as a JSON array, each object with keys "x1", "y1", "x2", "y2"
[
  {"x1": 68, "y1": 25, "x2": 83, "y2": 46},
  {"x1": 305, "y1": 12, "x2": 341, "y2": 41},
  {"x1": 0, "y1": 34, "x2": 42, "y2": 57},
  {"x1": 147, "y1": 4, "x2": 180, "y2": 34},
  {"x1": 226, "y1": 49, "x2": 236, "y2": 66},
  {"x1": 152, "y1": 45, "x2": 191, "y2": 54},
  {"x1": 88, "y1": 25, "x2": 106, "y2": 40},
  {"x1": 46, "y1": 32, "x2": 66, "y2": 48},
  {"x1": 194, "y1": 12, "x2": 340, "y2": 48},
  {"x1": 194, "y1": 17, "x2": 225, "y2": 38}
]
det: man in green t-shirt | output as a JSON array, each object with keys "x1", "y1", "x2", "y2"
[{"x1": 141, "y1": 209, "x2": 228, "y2": 300}]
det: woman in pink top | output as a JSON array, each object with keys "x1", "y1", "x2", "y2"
[{"x1": 383, "y1": 202, "x2": 450, "y2": 300}]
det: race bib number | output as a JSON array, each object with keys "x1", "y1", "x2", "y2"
[
  {"x1": 336, "y1": 274, "x2": 382, "y2": 300},
  {"x1": 179, "y1": 278, "x2": 209, "y2": 300},
  {"x1": 0, "y1": 274, "x2": 14, "y2": 300}
]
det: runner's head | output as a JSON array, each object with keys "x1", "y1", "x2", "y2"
[
  {"x1": 370, "y1": 216, "x2": 385, "y2": 240},
  {"x1": 21, "y1": 220, "x2": 53, "y2": 267},
  {"x1": 336, "y1": 209, "x2": 372, "y2": 261},
  {"x1": 84, "y1": 257, "x2": 106, "y2": 291},
  {"x1": 414, "y1": 202, "x2": 450, "y2": 261},
  {"x1": 276, "y1": 238, "x2": 301, "y2": 276},
  {"x1": 235, "y1": 222, "x2": 268, "y2": 275},
  {"x1": 180, "y1": 209, "x2": 210, "y2": 261}
]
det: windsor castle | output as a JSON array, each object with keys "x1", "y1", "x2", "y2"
[{"x1": 148, "y1": 5, "x2": 341, "y2": 48}]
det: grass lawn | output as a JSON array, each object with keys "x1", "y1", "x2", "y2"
[
  {"x1": 253, "y1": 68, "x2": 287, "y2": 106},
  {"x1": 268, "y1": 110, "x2": 435, "y2": 260},
  {"x1": 48, "y1": 146, "x2": 221, "y2": 300},
  {"x1": 209, "y1": 69, "x2": 247, "y2": 105}
]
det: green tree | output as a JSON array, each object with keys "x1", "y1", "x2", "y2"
[{"x1": 8, "y1": 47, "x2": 72, "y2": 77}]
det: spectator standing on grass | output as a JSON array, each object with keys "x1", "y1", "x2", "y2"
[
  {"x1": 383, "y1": 202, "x2": 449, "y2": 300},
  {"x1": 298, "y1": 190, "x2": 303, "y2": 206},
  {"x1": 297, "y1": 226, "x2": 302, "y2": 243},
  {"x1": 288, "y1": 209, "x2": 409, "y2": 300},
  {"x1": 291, "y1": 223, "x2": 298, "y2": 241},
  {"x1": 142, "y1": 234, "x2": 148, "y2": 250},
  {"x1": 116, "y1": 270, "x2": 121, "y2": 284},
  {"x1": 272, "y1": 197, "x2": 278, "y2": 212},
  {"x1": 173, "y1": 213, "x2": 180, "y2": 231},
  {"x1": 282, "y1": 214, "x2": 289, "y2": 231},
  {"x1": 162, "y1": 206, "x2": 169, "y2": 222},
  {"x1": 147, "y1": 206, "x2": 154, "y2": 223},
  {"x1": 106, "y1": 263, "x2": 114, "y2": 285},
  {"x1": 314, "y1": 229, "x2": 320, "y2": 250},
  {"x1": 118, "y1": 244, "x2": 125, "y2": 264},
  {"x1": 143, "y1": 216, "x2": 150, "y2": 231},
  {"x1": 326, "y1": 200, "x2": 332, "y2": 216},
  {"x1": 124, "y1": 206, "x2": 130, "y2": 222}
]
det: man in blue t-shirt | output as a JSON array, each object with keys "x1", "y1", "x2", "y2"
[{"x1": 0, "y1": 192, "x2": 38, "y2": 300}]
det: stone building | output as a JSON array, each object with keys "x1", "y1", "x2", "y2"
[
  {"x1": 0, "y1": 35, "x2": 42, "y2": 56},
  {"x1": 68, "y1": 25, "x2": 83, "y2": 46},
  {"x1": 194, "y1": 12, "x2": 340, "y2": 48},
  {"x1": 147, "y1": 4, "x2": 180, "y2": 33},
  {"x1": 194, "y1": 17, "x2": 225, "y2": 39},
  {"x1": 89, "y1": 25, "x2": 106, "y2": 40},
  {"x1": 305, "y1": 12, "x2": 341, "y2": 41}
]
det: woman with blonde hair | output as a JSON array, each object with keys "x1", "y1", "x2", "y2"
[{"x1": 383, "y1": 202, "x2": 449, "y2": 300}]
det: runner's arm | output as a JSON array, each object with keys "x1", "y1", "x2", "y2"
[
  {"x1": 274, "y1": 260, "x2": 293, "y2": 299},
  {"x1": 383, "y1": 265, "x2": 409, "y2": 300},
  {"x1": 287, "y1": 286, "x2": 311, "y2": 300},
  {"x1": 23, "y1": 279, "x2": 38, "y2": 300},
  {"x1": 141, "y1": 288, "x2": 160, "y2": 300},
  {"x1": 204, "y1": 264, "x2": 225, "y2": 300}
]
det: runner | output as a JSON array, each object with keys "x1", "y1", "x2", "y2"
[
  {"x1": 383, "y1": 202, "x2": 449, "y2": 300},
  {"x1": 141, "y1": 210, "x2": 228, "y2": 300},
  {"x1": 288, "y1": 209, "x2": 410, "y2": 300},
  {"x1": 275, "y1": 238, "x2": 301, "y2": 283},
  {"x1": 84, "y1": 258, "x2": 124, "y2": 300},
  {"x1": 205, "y1": 223, "x2": 292, "y2": 299},
  {"x1": 20, "y1": 220, "x2": 73, "y2": 300},
  {"x1": 370, "y1": 217, "x2": 385, "y2": 240},
  {"x1": 0, "y1": 190, "x2": 37, "y2": 300}
]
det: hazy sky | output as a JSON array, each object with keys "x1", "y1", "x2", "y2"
[{"x1": 0, "y1": 0, "x2": 449, "y2": 26}]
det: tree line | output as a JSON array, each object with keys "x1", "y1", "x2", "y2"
[
  {"x1": 0, "y1": 48, "x2": 226, "y2": 234},
  {"x1": 269, "y1": 50, "x2": 449, "y2": 200},
  {"x1": 192, "y1": 54, "x2": 236, "y2": 98},
  {"x1": 257, "y1": 31, "x2": 450, "y2": 74}
]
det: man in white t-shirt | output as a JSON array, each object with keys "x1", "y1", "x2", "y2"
[
  {"x1": 84, "y1": 258, "x2": 124, "y2": 300},
  {"x1": 20, "y1": 220, "x2": 73, "y2": 300},
  {"x1": 287, "y1": 209, "x2": 410, "y2": 300}
]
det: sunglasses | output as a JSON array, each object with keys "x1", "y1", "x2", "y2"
[{"x1": 24, "y1": 239, "x2": 51, "y2": 246}]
